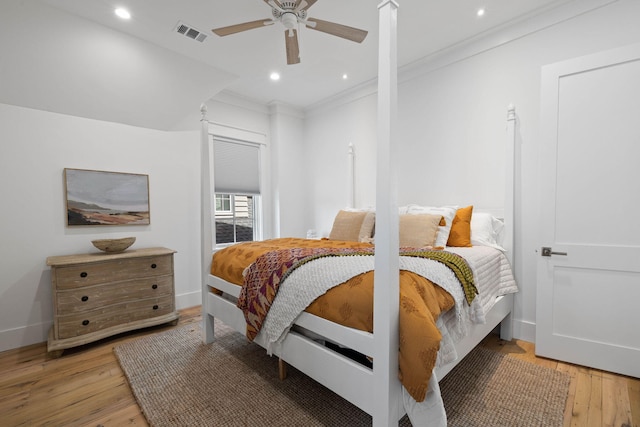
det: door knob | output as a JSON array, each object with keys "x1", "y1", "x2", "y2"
[{"x1": 541, "y1": 247, "x2": 568, "y2": 257}]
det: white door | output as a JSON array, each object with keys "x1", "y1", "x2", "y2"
[{"x1": 536, "y1": 43, "x2": 640, "y2": 378}]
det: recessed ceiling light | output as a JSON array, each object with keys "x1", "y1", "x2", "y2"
[
  {"x1": 270, "y1": 72, "x2": 280, "y2": 81},
  {"x1": 115, "y1": 8, "x2": 131, "y2": 20},
  {"x1": 476, "y1": 8, "x2": 486, "y2": 17},
  {"x1": 342, "y1": 73, "x2": 348, "y2": 80}
]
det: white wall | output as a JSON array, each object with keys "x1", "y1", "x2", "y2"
[
  {"x1": 0, "y1": 103, "x2": 196, "y2": 351},
  {"x1": 268, "y1": 103, "x2": 308, "y2": 238},
  {"x1": 305, "y1": 94, "x2": 379, "y2": 235},
  {"x1": 303, "y1": 0, "x2": 640, "y2": 342},
  {"x1": 0, "y1": 94, "x2": 282, "y2": 352}
]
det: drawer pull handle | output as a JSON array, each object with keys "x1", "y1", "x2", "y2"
[
  {"x1": 151, "y1": 263, "x2": 157, "y2": 269},
  {"x1": 82, "y1": 320, "x2": 90, "y2": 326},
  {"x1": 153, "y1": 305, "x2": 159, "y2": 310},
  {"x1": 152, "y1": 284, "x2": 158, "y2": 289},
  {"x1": 81, "y1": 296, "x2": 89, "y2": 302},
  {"x1": 80, "y1": 272, "x2": 88, "y2": 278}
]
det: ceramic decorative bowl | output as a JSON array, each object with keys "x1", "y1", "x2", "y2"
[{"x1": 91, "y1": 237, "x2": 136, "y2": 253}]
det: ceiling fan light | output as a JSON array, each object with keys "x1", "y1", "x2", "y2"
[{"x1": 281, "y1": 12, "x2": 298, "y2": 30}]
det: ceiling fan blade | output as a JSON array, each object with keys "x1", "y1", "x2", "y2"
[
  {"x1": 264, "y1": 0, "x2": 285, "y2": 13},
  {"x1": 212, "y1": 19, "x2": 274, "y2": 36},
  {"x1": 305, "y1": 18, "x2": 367, "y2": 43},
  {"x1": 299, "y1": 0, "x2": 317, "y2": 11},
  {"x1": 292, "y1": 0, "x2": 304, "y2": 12},
  {"x1": 285, "y1": 29, "x2": 300, "y2": 65}
]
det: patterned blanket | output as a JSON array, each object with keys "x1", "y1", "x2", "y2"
[{"x1": 237, "y1": 246, "x2": 371, "y2": 341}]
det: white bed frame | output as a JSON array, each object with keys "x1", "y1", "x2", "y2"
[{"x1": 200, "y1": 2, "x2": 517, "y2": 426}]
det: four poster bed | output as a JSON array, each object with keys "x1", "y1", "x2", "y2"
[{"x1": 200, "y1": 2, "x2": 518, "y2": 426}]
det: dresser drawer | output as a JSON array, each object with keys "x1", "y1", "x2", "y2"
[
  {"x1": 56, "y1": 295, "x2": 175, "y2": 339},
  {"x1": 54, "y1": 254, "x2": 173, "y2": 289},
  {"x1": 55, "y1": 275, "x2": 173, "y2": 315}
]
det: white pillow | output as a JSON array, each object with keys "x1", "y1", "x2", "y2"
[
  {"x1": 406, "y1": 205, "x2": 457, "y2": 248},
  {"x1": 470, "y1": 212, "x2": 506, "y2": 251}
]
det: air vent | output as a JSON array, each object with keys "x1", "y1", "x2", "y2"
[{"x1": 175, "y1": 21, "x2": 208, "y2": 43}]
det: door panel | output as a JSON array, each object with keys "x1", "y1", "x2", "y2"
[
  {"x1": 555, "y1": 59, "x2": 640, "y2": 246},
  {"x1": 537, "y1": 43, "x2": 640, "y2": 378},
  {"x1": 551, "y1": 266, "x2": 640, "y2": 346}
]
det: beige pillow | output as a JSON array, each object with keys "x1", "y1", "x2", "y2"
[
  {"x1": 329, "y1": 210, "x2": 375, "y2": 242},
  {"x1": 399, "y1": 213, "x2": 442, "y2": 248}
]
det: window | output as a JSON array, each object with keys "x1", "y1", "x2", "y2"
[
  {"x1": 214, "y1": 194, "x2": 256, "y2": 244},
  {"x1": 213, "y1": 138, "x2": 262, "y2": 245},
  {"x1": 215, "y1": 194, "x2": 231, "y2": 213}
]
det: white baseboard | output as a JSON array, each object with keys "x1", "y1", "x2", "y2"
[
  {"x1": 175, "y1": 290, "x2": 202, "y2": 310},
  {"x1": 513, "y1": 319, "x2": 536, "y2": 343},
  {"x1": 0, "y1": 322, "x2": 50, "y2": 353}
]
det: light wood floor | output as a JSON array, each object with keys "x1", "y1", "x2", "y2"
[{"x1": 1, "y1": 306, "x2": 638, "y2": 427}]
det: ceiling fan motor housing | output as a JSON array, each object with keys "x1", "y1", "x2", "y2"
[{"x1": 271, "y1": 3, "x2": 307, "y2": 21}]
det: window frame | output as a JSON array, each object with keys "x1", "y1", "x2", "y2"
[{"x1": 208, "y1": 127, "x2": 268, "y2": 249}]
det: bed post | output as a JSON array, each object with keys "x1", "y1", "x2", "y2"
[
  {"x1": 200, "y1": 103, "x2": 215, "y2": 343},
  {"x1": 373, "y1": 1, "x2": 401, "y2": 426},
  {"x1": 500, "y1": 103, "x2": 517, "y2": 341},
  {"x1": 504, "y1": 104, "x2": 516, "y2": 265},
  {"x1": 347, "y1": 143, "x2": 355, "y2": 208}
]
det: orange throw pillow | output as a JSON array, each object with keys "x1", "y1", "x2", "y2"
[{"x1": 447, "y1": 205, "x2": 473, "y2": 247}]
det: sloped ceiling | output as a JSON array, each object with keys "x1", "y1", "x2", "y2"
[
  {"x1": 0, "y1": 1, "x2": 235, "y2": 130},
  {"x1": 0, "y1": 0, "x2": 595, "y2": 130}
]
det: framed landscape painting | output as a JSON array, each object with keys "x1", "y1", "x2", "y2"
[{"x1": 64, "y1": 168, "x2": 150, "y2": 226}]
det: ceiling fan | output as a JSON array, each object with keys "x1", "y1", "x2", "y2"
[{"x1": 212, "y1": 0, "x2": 368, "y2": 65}]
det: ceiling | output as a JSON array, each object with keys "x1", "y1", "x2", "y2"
[{"x1": 40, "y1": 0, "x2": 575, "y2": 109}]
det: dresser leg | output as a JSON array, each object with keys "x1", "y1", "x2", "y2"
[{"x1": 48, "y1": 349, "x2": 64, "y2": 359}]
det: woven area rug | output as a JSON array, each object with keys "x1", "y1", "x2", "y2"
[{"x1": 114, "y1": 322, "x2": 570, "y2": 427}]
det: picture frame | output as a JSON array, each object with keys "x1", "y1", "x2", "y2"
[{"x1": 64, "y1": 168, "x2": 150, "y2": 226}]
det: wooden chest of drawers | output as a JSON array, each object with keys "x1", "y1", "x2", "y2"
[{"x1": 46, "y1": 247, "x2": 179, "y2": 356}]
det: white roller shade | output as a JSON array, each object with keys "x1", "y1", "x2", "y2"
[{"x1": 213, "y1": 139, "x2": 260, "y2": 194}]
